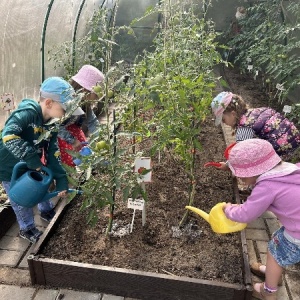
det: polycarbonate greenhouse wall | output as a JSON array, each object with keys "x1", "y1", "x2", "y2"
[
  {"x1": 0, "y1": 0, "x2": 299, "y2": 128},
  {"x1": 0, "y1": 0, "x2": 163, "y2": 128}
]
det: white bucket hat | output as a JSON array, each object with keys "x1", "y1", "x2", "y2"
[{"x1": 211, "y1": 92, "x2": 233, "y2": 125}]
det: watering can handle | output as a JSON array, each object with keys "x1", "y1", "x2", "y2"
[
  {"x1": 10, "y1": 162, "x2": 29, "y2": 188},
  {"x1": 40, "y1": 166, "x2": 54, "y2": 186}
]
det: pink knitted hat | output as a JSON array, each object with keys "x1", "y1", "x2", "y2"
[
  {"x1": 71, "y1": 65, "x2": 104, "y2": 92},
  {"x1": 211, "y1": 91, "x2": 233, "y2": 125},
  {"x1": 228, "y1": 139, "x2": 281, "y2": 177}
]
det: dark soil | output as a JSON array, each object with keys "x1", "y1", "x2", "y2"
[{"x1": 40, "y1": 66, "x2": 274, "y2": 284}]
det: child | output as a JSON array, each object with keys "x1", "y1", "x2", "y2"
[
  {"x1": 70, "y1": 64, "x2": 105, "y2": 135},
  {"x1": 223, "y1": 139, "x2": 300, "y2": 300},
  {"x1": 210, "y1": 91, "x2": 300, "y2": 170},
  {"x1": 57, "y1": 65, "x2": 105, "y2": 166},
  {"x1": 57, "y1": 108, "x2": 87, "y2": 167},
  {"x1": 0, "y1": 77, "x2": 75, "y2": 243}
]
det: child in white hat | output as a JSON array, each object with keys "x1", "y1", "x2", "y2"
[
  {"x1": 71, "y1": 64, "x2": 105, "y2": 135},
  {"x1": 210, "y1": 91, "x2": 300, "y2": 170},
  {"x1": 223, "y1": 139, "x2": 300, "y2": 300}
]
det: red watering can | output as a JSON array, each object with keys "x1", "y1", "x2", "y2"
[{"x1": 8, "y1": 162, "x2": 82, "y2": 208}]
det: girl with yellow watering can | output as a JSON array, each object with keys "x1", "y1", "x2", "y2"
[
  {"x1": 223, "y1": 139, "x2": 300, "y2": 300},
  {"x1": 0, "y1": 77, "x2": 76, "y2": 244}
]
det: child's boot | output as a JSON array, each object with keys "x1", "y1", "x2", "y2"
[{"x1": 252, "y1": 282, "x2": 277, "y2": 300}]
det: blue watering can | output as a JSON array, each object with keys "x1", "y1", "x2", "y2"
[{"x1": 8, "y1": 162, "x2": 82, "y2": 208}]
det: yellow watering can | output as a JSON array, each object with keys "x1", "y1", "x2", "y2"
[{"x1": 185, "y1": 202, "x2": 247, "y2": 234}]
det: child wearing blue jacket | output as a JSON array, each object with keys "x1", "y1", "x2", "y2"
[{"x1": 0, "y1": 77, "x2": 75, "y2": 243}]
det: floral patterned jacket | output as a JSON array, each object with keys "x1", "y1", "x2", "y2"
[{"x1": 238, "y1": 107, "x2": 300, "y2": 156}]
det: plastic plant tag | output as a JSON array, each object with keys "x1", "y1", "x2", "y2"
[
  {"x1": 134, "y1": 157, "x2": 152, "y2": 183},
  {"x1": 254, "y1": 70, "x2": 258, "y2": 80},
  {"x1": 276, "y1": 83, "x2": 285, "y2": 91},
  {"x1": 283, "y1": 105, "x2": 292, "y2": 114},
  {"x1": 128, "y1": 198, "x2": 146, "y2": 232},
  {"x1": 247, "y1": 65, "x2": 253, "y2": 71},
  {"x1": 128, "y1": 198, "x2": 145, "y2": 210},
  {"x1": 86, "y1": 166, "x2": 92, "y2": 181},
  {"x1": 1, "y1": 93, "x2": 15, "y2": 111}
]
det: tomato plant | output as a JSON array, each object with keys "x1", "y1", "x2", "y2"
[
  {"x1": 117, "y1": 0, "x2": 225, "y2": 226},
  {"x1": 227, "y1": 0, "x2": 300, "y2": 103}
]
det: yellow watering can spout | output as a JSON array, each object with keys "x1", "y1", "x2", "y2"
[
  {"x1": 185, "y1": 206, "x2": 210, "y2": 223},
  {"x1": 185, "y1": 202, "x2": 247, "y2": 234}
]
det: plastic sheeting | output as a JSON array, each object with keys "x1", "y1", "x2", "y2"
[
  {"x1": 0, "y1": 0, "x2": 102, "y2": 126},
  {"x1": 0, "y1": 0, "x2": 241, "y2": 128},
  {"x1": 0, "y1": 0, "x2": 161, "y2": 128},
  {"x1": 114, "y1": 0, "x2": 160, "y2": 62}
]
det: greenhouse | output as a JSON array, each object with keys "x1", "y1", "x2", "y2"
[{"x1": 0, "y1": 1, "x2": 300, "y2": 299}]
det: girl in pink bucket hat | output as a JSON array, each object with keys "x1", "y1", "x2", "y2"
[
  {"x1": 209, "y1": 92, "x2": 300, "y2": 171},
  {"x1": 223, "y1": 139, "x2": 300, "y2": 300},
  {"x1": 58, "y1": 65, "x2": 104, "y2": 167},
  {"x1": 71, "y1": 64, "x2": 105, "y2": 135}
]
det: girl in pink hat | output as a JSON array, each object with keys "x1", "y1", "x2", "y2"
[
  {"x1": 58, "y1": 65, "x2": 105, "y2": 167},
  {"x1": 70, "y1": 64, "x2": 105, "y2": 135},
  {"x1": 210, "y1": 92, "x2": 300, "y2": 170},
  {"x1": 224, "y1": 139, "x2": 300, "y2": 300}
]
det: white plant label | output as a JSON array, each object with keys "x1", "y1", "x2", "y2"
[
  {"x1": 127, "y1": 198, "x2": 145, "y2": 210},
  {"x1": 247, "y1": 65, "x2": 253, "y2": 71},
  {"x1": 283, "y1": 105, "x2": 292, "y2": 114},
  {"x1": 255, "y1": 70, "x2": 259, "y2": 76},
  {"x1": 276, "y1": 83, "x2": 285, "y2": 91},
  {"x1": 128, "y1": 198, "x2": 146, "y2": 232},
  {"x1": 86, "y1": 166, "x2": 92, "y2": 181},
  {"x1": 134, "y1": 157, "x2": 152, "y2": 183}
]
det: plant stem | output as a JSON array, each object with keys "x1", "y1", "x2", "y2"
[
  {"x1": 106, "y1": 204, "x2": 114, "y2": 235},
  {"x1": 179, "y1": 137, "x2": 196, "y2": 227}
]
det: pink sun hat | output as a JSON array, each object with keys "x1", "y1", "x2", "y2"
[
  {"x1": 71, "y1": 65, "x2": 105, "y2": 92},
  {"x1": 228, "y1": 139, "x2": 281, "y2": 177},
  {"x1": 211, "y1": 91, "x2": 233, "y2": 125}
]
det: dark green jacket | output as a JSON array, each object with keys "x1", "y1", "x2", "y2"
[{"x1": 0, "y1": 99, "x2": 68, "y2": 191}]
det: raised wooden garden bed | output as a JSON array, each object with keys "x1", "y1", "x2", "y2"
[
  {"x1": 27, "y1": 177, "x2": 252, "y2": 300},
  {"x1": 0, "y1": 203, "x2": 16, "y2": 239}
]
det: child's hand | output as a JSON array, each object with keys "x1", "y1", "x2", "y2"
[
  {"x1": 223, "y1": 202, "x2": 232, "y2": 211},
  {"x1": 57, "y1": 190, "x2": 67, "y2": 197},
  {"x1": 72, "y1": 139, "x2": 82, "y2": 151},
  {"x1": 217, "y1": 162, "x2": 230, "y2": 171},
  {"x1": 223, "y1": 202, "x2": 240, "y2": 211},
  {"x1": 204, "y1": 161, "x2": 229, "y2": 171}
]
